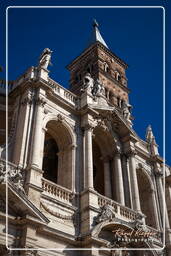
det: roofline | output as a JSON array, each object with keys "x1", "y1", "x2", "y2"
[{"x1": 66, "y1": 41, "x2": 128, "y2": 70}]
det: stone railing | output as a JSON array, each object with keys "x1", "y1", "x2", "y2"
[
  {"x1": 48, "y1": 78, "x2": 79, "y2": 107},
  {"x1": 98, "y1": 193, "x2": 137, "y2": 221},
  {"x1": 42, "y1": 178, "x2": 74, "y2": 204}
]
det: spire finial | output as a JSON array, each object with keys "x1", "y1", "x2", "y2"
[
  {"x1": 93, "y1": 19, "x2": 99, "y2": 28},
  {"x1": 89, "y1": 19, "x2": 108, "y2": 49}
]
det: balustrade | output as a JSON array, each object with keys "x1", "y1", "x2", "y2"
[{"x1": 42, "y1": 178, "x2": 73, "y2": 204}]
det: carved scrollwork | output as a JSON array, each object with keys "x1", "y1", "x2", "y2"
[
  {"x1": 21, "y1": 94, "x2": 34, "y2": 105},
  {"x1": 35, "y1": 97, "x2": 46, "y2": 106},
  {"x1": 94, "y1": 204, "x2": 115, "y2": 224},
  {"x1": 57, "y1": 113, "x2": 65, "y2": 122},
  {"x1": 0, "y1": 160, "x2": 26, "y2": 195}
]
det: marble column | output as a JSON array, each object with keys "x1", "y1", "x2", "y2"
[
  {"x1": 114, "y1": 151, "x2": 125, "y2": 205},
  {"x1": 13, "y1": 92, "x2": 33, "y2": 167},
  {"x1": 84, "y1": 124, "x2": 94, "y2": 189},
  {"x1": 122, "y1": 154, "x2": 132, "y2": 208},
  {"x1": 150, "y1": 188, "x2": 161, "y2": 229},
  {"x1": 128, "y1": 150, "x2": 141, "y2": 212},
  {"x1": 71, "y1": 144, "x2": 76, "y2": 192},
  {"x1": 156, "y1": 172, "x2": 171, "y2": 229},
  {"x1": 30, "y1": 96, "x2": 46, "y2": 168},
  {"x1": 103, "y1": 156, "x2": 112, "y2": 198}
]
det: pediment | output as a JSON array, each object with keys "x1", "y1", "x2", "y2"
[
  {"x1": 88, "y1": 104, "x2": 139, "y2": 140},
  {"x1": 0, "y1": 181, "x2": 49, "y2": 224}
]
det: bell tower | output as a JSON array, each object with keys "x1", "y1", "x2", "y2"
[{"x1": 67, "y1": 20, "x2": 130, "y2": 109}]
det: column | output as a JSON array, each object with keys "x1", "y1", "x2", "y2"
[
  {"x1": 114, "y1": 151, "x2": 125, "y2": 205},
  {"x1": 156, "y1": 172, "x2": 171, "y2": 228},
  {"x1": 84, "y1": 124, "x2": 94, "y2": 189},
  {"x1": 13, "y1": 92, "x2": 33, "y2": 167},
  {"x1": 156, "y1": 171, "x2": 171, "y2": 249},
  {"x1": 122, "y1": 154, "x2": 132, "y2": 208},
  {"x1": 128, "y1": 150, "x2": 141, "y2": 212},
  {"x1": 150, "y1": 188, "x2": 160, "y2": 229},
  {"x1": 103, "y1": 156, "x2": 112, "y2": 198},
  {"x1": 71, "y1": 144, "x2": 76, "y2": 192},
  {"x1": 30, "y1": 96, "x2": 46, "y2": 168}
]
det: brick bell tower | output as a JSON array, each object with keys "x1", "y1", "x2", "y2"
[{"x1": 67, "y1": 20, "x2": 130, "y2": 109}]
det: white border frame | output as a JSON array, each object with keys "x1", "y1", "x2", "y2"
[{"x1": 5, "y1": 5, "x2": 166, "y2": 253}]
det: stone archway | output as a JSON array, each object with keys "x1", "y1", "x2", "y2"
[
  {"x1": 136, "y1": 168, "x2": 158, "y2": 229},
  {"x1": 42, "y1": 117, "x2": 75, "y2": 190},
  {"x1": 92, "y1": 126, "x2": 116, "y2": 198}
]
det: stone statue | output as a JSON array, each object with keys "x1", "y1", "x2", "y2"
[
  {"x1": 122, "y1": 101, "x2": 132, "y2": 122},
  {"x1": 0, "y1": 160, "x2": 26, "y2": 195},
  {"x1": 92, "y1": 79, "x2": 105, "y2": 97},
  {"x1": 38, "y1": 48, "x2": 53, "y2": 69},
  {"x1": 95, "y1": 204, "x2": 115, "y2": 224},
  {"x1": 81, "y1": 73, "x2": 94, "y2": 93}
]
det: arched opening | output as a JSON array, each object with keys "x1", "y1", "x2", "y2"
[
  {"x1": 43, "y1": 133, "x2": 59, "y2": 183},
  {"x1": 42, "y1": 119, "x2": 74, "y2": 190},
  {"x1": 104, "y1": 62, "x2": 110, "y2": 73},
  {"x1": 137, "y1": 169, "x2": 157, "y2": 228},
  {"x1": 92, "y1": 126, "x2": 115, "y2": 198}
]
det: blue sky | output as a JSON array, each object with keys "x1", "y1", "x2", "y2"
[{"x1": 1, "y1": 0, "x2": 170, "y2": 164}]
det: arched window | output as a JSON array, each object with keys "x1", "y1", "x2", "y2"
[
  {"x1": 104, "y1": 62, "x2": 110, "y2": 73},
  {"x1": 114, "y1": 70, "x2": 121, "y2": 81}
]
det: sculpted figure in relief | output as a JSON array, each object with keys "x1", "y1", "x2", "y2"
[
  {"x1": 38, "y1": 48, "x2": 53, "y2": 69},
  {"x1": 95, "y1": 204, "x2": 115, "y2": 224}
]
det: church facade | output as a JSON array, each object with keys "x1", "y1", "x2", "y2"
[{"x1": 0, "y1": 21, "x2": 171, "y2": 256}]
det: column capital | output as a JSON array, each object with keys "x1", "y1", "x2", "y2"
[
  {"x1": 35, "y1": 96, "x2": 47, "y2": 107},
  {"x1": 83, "y1": 123, "x2": 95, "y2": 131},
  {"x1": 21, "y1": 95, "x2": 34, "y2": 105},
  {"x1": 125, "y1": 148, "x2": 137, "y2": 157},
  {"x1": 114, "y1": 149, "x2": 122, "y2": 157}
]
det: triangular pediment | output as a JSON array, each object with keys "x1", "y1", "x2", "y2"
[
  {"x1": 0, "y1": 181, "x2": 49, "y2": 224},
  {"x1": 88, "y1": 104, "x2": 139, "y2": 140}
]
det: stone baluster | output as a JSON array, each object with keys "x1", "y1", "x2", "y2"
[
  {"x1": 84, "y1": 124, "x2": 94, "y2": 189},
  {"x1": 103, "y1": 156, "x2": 112, "y2": 198},
  {"x1": 30, "y1": 94, "x2": 46, "y2": 168},
  {"x1": 128, "y1": 149, "x2": 141, "y2": 212},
  {"x1": 114, "y1": 151, "x2": 125, "y2": 205}
]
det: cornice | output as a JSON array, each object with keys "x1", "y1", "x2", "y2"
[{"x1": 67, "y1": 41, "x2": 128, "y2": 70}]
